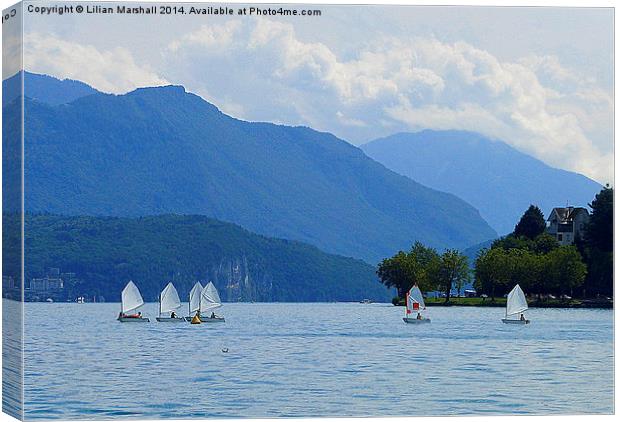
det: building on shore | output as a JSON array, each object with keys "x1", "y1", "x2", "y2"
[{"x1": 546, "y1": 206, "x2": 590, "y2": 245}]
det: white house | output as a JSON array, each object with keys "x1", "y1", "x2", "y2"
[{"x1": 546, "y1": 206, "x2": 590, "y2": 245}]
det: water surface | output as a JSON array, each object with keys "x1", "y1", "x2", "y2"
[{"x1": 21, "y1": 302, "x2": 613, "y2": 419}]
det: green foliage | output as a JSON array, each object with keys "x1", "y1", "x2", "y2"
[
  {"x1": 437, "y1": 249, "x2": 470, "y2": 302},
  {"x1": 585, "y1": 186, "x2": 613, "y2": 252},
  {"x1": 377, "y1": 242, "x2": 440, "y2": 297},
  {"x1": 377, "y1": 243, "x2": 470, "y2": 302},
  {"x1": 542, "y1": 246, "x2": 587, "y2": 296},
  {"x1": 8, "y1": 214, "x2": 392, "y2": 302},
  {"x1": 532, "y1": 233, "x2": 559, "y2": 254},
  {"x1": 475, "y1": 235, "x2": 586, "y2": 298},
  {"x1": 581, "y1": 185, "x2": 613, "y2": 296},
  {"x1": 513, "y1": 205, "x2": 546, "y2": 240},
  {"x1": 474, "y1": 247, "x2": 511, "y2": 299}
]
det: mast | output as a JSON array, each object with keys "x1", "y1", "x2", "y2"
[{"x1": 405, "y1": 291, "x2": 409, "y2": 318}]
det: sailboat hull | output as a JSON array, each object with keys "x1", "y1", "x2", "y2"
[
  {"x1": 117, "y1": 317, "x2": 150, "y2": 322},
  {"x1": 502, "y1": 319, "x2": 530, "y2": 324},
  {"x1": 403, "y1": 317, "x2": 431, "y2": 324},
  {"x1": 184, "y1": 316, "x2": 225, "y2": 322},
  {"x1": 156, "y1": 317, "x2": 185, "y2": 322}
]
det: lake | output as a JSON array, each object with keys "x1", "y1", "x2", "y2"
[{"x1": 12, "y1": 302, "x2": 615, "y2": 419}]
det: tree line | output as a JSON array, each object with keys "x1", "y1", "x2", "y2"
[
  {"x1": 377, "y1": 186, "x2": 613, "y2": 301},
  {"x1": 377, "y1": 242, "x2": 469, "y2": 303}
]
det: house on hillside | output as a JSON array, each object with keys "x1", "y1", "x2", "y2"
[{"x1": 546, "y1": 206, "x2": 590, "y2": 245}]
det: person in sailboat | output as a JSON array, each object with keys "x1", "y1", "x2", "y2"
[
  {"x1": 211, "y1": 311, "x2": 216, "y2": 319},
  {"x1": 416, "y1": 312, "x2": 422, "y2": 320},
  {"x1": 520, "y1": 313, "x2": 525, "y2": 321},
  {"x1": 170, "y1": 311, "x2": 177, "y2": 318}
]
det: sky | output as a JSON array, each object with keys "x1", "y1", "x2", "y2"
[{"x1": 3, "y1": 1, "x2": 614, "y2": 184}]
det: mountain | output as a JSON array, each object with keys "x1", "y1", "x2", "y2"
[
  {"x1": 6, "y1": 214, "x2": 392, "y2": 302},
  {"x1": 362, "y1": 131, "x2": 602, "y2": 236},
  {"x1": 10, "y1": 76, "x2": 496, "y2": 263},
  {"x1": 3, "y1": 71, "x2": 99, "y2": 106},
  {"x1": 462, "y1": 238, "x2": 495, "y2": 267}
]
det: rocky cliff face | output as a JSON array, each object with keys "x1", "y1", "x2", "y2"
[{"x1": 210, "y1": 256, "x2": 274, "y2": 302}]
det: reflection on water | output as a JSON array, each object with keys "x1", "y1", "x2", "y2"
[{"x1": 22, "y1": 302, "x2": 613, "y2": 419}]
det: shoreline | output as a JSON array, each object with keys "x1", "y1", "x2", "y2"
[{"x1": 394, "y1": 298, "x2": 613, "y2": 309}]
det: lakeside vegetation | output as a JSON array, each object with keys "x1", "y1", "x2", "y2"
[
  {"x1": 394, "y1": 296, "x2": 612, "y2": 309},
  {"x1": 379, "y1": 186, "x2": 613, "y2": 306}
]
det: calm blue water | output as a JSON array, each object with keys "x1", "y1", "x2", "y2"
[{"x1": 17, "y1": 302, "x2": 614, "y2": 419}]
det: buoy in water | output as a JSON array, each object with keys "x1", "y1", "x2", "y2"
[{"x1": 191, "y1": 315, "x2": 201, "y2": 324}]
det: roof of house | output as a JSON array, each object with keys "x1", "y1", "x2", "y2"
[{"x1": 547, "y1": 207, "x2": 589, "y2": 222}]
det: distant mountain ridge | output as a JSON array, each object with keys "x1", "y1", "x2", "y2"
[
  {"x1": 3, "y1": 71, "x2": 99, "y2": 106},
  {"x1": 362, "y1": 130, "x2": 602, "y2": 235},
  {"x1": 6, "y1": 73, "x2": 497, "y2": 263}
]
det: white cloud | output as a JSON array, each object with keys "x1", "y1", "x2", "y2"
[
  {"x1": 20, "y1": 18, "x2": 610, "y2": 183},
  {"x1": 24, "y1": 33, "x2": 168, "y2": 94},
  {"x1": 163, "y1": 19, "x2": 612, "y2": 183}
]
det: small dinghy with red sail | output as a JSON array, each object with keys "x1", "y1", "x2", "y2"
[{"x1": 402, "y1": 284, "x2": 431, "y2": 324}]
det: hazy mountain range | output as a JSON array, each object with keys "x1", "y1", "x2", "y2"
[
  {"x1": 362, "y1": 131, "x2": 602, "y2": 235},
  {"x1": 5, "y1": 72, "x2": 496, "y2": 265}
]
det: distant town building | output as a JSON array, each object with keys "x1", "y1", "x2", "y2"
[
  {"x1": 3, "y1": 275, "x2": 16, "y2": 290},
  {"x1": 546, "y1": 206, "x2": 590, "y2": 245},
  {"x1": 29, "y1": 267, "x2": 71, "y2": 292},
  {"x1": 30, "y1": 276, "x2": 64, "y2": 292}
]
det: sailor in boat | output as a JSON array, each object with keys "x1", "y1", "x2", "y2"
[
  {"x1": 416, "y1": 312, "x2": 422, "y2": 320},
  {"x1": 119, "y1": 311, "x2": 142, "y2": 319},
  {"x1": 520, "y1": 313, "x2": 526, "y2": 321},
  {"x1": 170, "y1": 311, "x2": 177, "y2": 318},
  {"x1": 210, "y1": 311, "x2": 216, "y2": 319}
]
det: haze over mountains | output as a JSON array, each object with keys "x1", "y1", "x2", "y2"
[
  {"x1": 363, "y1": 131, "x2": 603, "y2": 235},
  {"x1": 6, "y1": 72, "x2": 496, "y2": 265}
]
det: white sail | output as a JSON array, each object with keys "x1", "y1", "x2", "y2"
[
  {"x1": 160, "y1": 282, "x2": 181, "y2": 314},
  {"x1": 409, "y1": 285, "x2": 426, "y2": 309},
  {"x1": 506, "y1": 284, "x2": 528, "y2": 316},
  {"x1": 406, "y1": 285, "x2": 426, "y2": 315},
  {"x1": 121, "y1": 281, "x2": 144, "y2": 313},
  {"x1": 200, "y1": 281, "x2": 222, "y2": 312},
  {"x1": 189, "y1": 282, "x2": 203, "y2": 313}
]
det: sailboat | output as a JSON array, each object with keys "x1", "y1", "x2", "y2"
[
  {"x1": 156, "y1": 282, "x2": 184, "y2": 322},
  {"x1": 184, "y1": 282, "x2": 203, "y2": 321},
  {"x1": 502, "y1": 284, "x2": 530, "y2": 324},
  {"x1": 117, "y1": 281, "x2": 149, "y2": 322},
  {"x1": 198, "y1": 282, "x2": 225, "y2": 322},
  {"x1": 402, "y1": 284, "x2": 431, "y2": 324}
]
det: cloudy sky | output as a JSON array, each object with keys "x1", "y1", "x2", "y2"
[{"x1": 6, "y1": 2, "x2": 614, "y2": 183}]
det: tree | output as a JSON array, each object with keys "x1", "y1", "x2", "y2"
[
  {"x1": 581, "y1": 185, "x2": 613, "y2": 297},
  {"x1": 437, "y1": 249, "x2": 470, "y2": 303},
  {"x1": 513, "y1": 205, "x2": 546, "y2": 240},
  {"x1": 585, "y1": 185, "x2": 613, "y2": 252},
  {"x1": 377, "y1": 251, "x2": 415, "y2": 298},
  {"x1": 377, "y1": 242, "x2": 440, "y2": 297},
  {"x1": 543, "y1": 246, "x2": 587, "y2": 297},
  {"x1": 474, "y1": 247, "x2": 511, "y2": 300},
  {"x1": 507, "y1": 248, "x2": 543, "y2": 296},
  {"x1": 532, "y1": 233, "x2": 559, "y2": 254}
]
